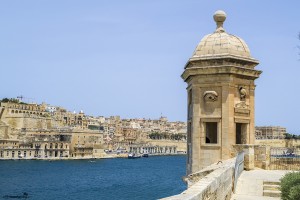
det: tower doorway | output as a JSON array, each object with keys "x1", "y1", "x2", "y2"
[{"x1": 236, "y1": 123, "x2": 247, "y2": 144}]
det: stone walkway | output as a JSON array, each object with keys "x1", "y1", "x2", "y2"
[{"x1": 231, "y1": 169, "x2": 288, "y2": 200}]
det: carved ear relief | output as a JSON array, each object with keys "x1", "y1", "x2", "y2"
[
  {"x1": 239, "y1": 87, "x2": 247, "y2": 101},
  {"x1": 203, "y1": 91, "x2": 218, "y2": 102}
]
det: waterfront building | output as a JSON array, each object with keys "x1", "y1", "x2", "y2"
[
  {"x1": 182, "y1": 11, "x2": 261, "y2": 174},
  {"x1": 0, "y1": 97, "x2": 188, "y2": 159},
  {"x1": 70, "y1": 131, "x2": 104, "y2": 158},
  {"x1": 0, "y1": 139, "x2": 70, "y2": 159}
]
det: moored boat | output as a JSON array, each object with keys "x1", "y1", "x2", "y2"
[{"x1": 128, "y1": 153, "x2": 141, "y2": 159}]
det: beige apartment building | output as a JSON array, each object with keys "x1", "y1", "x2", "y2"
[
  {"x1": 70, "y1": 131, "x2": 104, "y2": 158},
  {"x1": 255, "y1": 126, "x2": 286, "y2": 139},
  {"x1": 0, "y1": 139, "x2": 70, "y2": 159}
]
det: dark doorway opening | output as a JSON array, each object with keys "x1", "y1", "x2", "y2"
[{"x1": 236, "y1": 123, "x2": 247, "y2": 144}]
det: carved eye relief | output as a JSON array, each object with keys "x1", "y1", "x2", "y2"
[{"x1": 203, "y1": 91, "x2": 218, "y2": 102}]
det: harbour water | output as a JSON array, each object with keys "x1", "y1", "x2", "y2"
[{"x1": 0, "y1": 155, "x2": 186, "y2": 200}]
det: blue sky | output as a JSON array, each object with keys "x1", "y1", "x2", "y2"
[{"x1": 0, "y1": 1, "x2": 299, "y2": 133}]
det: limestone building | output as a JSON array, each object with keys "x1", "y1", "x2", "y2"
[
  {"x1": 255, "y1": 126, "x2": 286, "y2": 140},
  {"x1": 183, "y1": 11, "x2": 262, "y2": 174}
]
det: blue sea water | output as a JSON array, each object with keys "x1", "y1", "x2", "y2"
[{"x1": 0, "y1": 156, "x2": 186, "y2": 200}]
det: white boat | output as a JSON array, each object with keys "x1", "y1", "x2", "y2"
[{"x1": 128, "y1": 153, "x2": 141, "y2": 159}]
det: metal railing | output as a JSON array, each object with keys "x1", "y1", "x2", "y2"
[
  {"x1": 234, "y1": 151, "x2": 244, "y2": 193},
  {"x1": 270, "y1": 147, "x2": 300, "y2": 170}
]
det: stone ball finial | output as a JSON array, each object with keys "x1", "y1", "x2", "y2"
[{"x1": 213, "y1": 10, "x2": 226, "y2": 32}]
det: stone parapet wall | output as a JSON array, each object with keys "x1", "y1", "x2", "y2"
[
  {"x1": 254, "y1": 145, "x2": 270, "y2": 169},
  {"x1": 233, "y1": 144, "x2": 272, "y2": 170},
  {"x1": 233, "y1": 144, "x2": 300, "y2": 170},
  {"x1": 255, "y1": 139, "x2": 300, "y2": 148},
  {"x1": 160, "y1": 158, "x2": 235, "y2": 200}
]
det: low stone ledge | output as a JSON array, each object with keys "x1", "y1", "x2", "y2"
[{"x1": 160, "y1": 158, "x2": 236, "y2": 200}]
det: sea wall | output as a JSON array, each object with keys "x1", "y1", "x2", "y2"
[
  {"x1": 160, "y1": 158, "x2": 235, "y2": 200},
  {"x1": 147, "y1": 140, "x2": 187, "y2": 152}
]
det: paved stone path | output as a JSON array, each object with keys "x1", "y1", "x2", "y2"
[{"x1": 231, "y1": 169, "x2": 288, "y2": 200}]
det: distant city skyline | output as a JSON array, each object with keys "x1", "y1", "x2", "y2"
[{"x1": 0, "y1": 1, "x2": 299, "y2": 134}]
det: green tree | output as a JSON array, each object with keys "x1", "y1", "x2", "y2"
[
  {"x1": 289, "y1": 185, "x2": 300, "y2": 200},
  {"x1": 284, "y1": 133, "x2": 300, "y2": 140},
  {"x1": 280, "y1": 172, "x2": 300, "y2": 200},
  {"x1": 0, "y1": 98, "x2": 10, "y2": 102},
  {"x1": 9, "y1": 98, "x2": 19, "y2": 103},
  {"x1": 149, "y1": 132, "x2": 161, "y2": 140}
]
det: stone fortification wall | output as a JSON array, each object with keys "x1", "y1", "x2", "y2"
[
  {"x1": 147, "y1": 140, "x2": 187, "y2": 152},
  {"x1": 0, "y1": 120, "x2": 25, "y2": 140},
  {"x1": 2, "y1": 116, "x2": 49, "y2": 129},
  {"x1": 1, "y1": 108, "x2": 61, "y2": 130},
  {"x1": 0, "y1": 122, "x2": 10, "y2": 139},
  {"x1": 160, "y1": 158, "x2": 235, "y2": 200},
  {"x1": 255, "y1": 139, "x2": 300, "y2": 148}
]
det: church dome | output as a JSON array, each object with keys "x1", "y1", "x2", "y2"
[{"x1": 192, "y1": 10, "x2": 251, "y2": 59}]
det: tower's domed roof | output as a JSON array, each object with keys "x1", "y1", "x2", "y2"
[{"x1": 192, "y1": 10, "x2": 251, "y2": 59}]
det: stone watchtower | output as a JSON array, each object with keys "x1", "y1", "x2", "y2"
[{"x1": 183, "y1": 11, "x2": 262, "y2": 174}]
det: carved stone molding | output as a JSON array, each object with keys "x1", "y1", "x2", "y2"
[
  {"x1": 239, "y1": 87, "x2": 247, "y2": 101},
  {"x1": 235, "y1": 102, "x2": 249, "y2": 109},
  {"x1": 203, "y1": 91, "x2": 218, "y2": 102}
]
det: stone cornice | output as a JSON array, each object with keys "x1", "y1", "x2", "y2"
[
  {"x1": 185, "y1": 54, "x2": 259, "y2": 69},
  {"x1": 182, "y1": 66, "x2": 262, "y2": 82}
]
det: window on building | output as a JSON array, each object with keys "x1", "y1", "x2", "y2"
[
  {"x1": 205, "y1": 122, "x2": 218, "y2": 144},
  {"x1": 0, "y1": 151, "x2": 3, "y2": 157},
  {"x1": 6, "y1": 151, "x2": 9, "y2": 156},
  {"x1": 12, "y1": 151, "x2": 15, "y2": 158}
]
